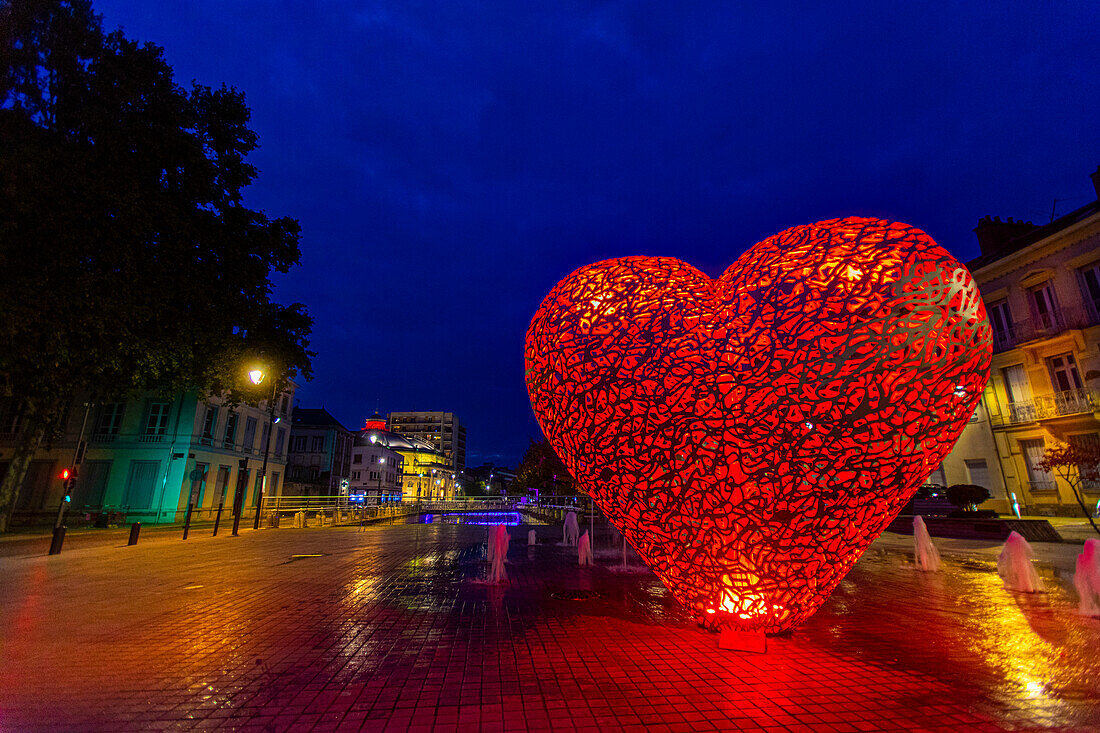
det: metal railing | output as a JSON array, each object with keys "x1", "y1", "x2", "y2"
[
  {"x1": 994, "y1": 388, "x2": 1100, "y2": 426},
  {"x1": 992, "y1": 305, "x2": 1100, "y2": 353},
  {"x1": 1027, "y1": 479, "x2": 1057, "y2": 493}
]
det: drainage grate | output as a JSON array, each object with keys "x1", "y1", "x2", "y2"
[
  {"x1": 283, "y1": 553, "x2": 326, "y2": 564},
  {"x1": 551, "y1": 589, "x2": 600, "y2": 601}
]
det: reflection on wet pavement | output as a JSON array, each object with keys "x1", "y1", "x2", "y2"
[{"x1": 0, "y1": 522, "x2": 1097, "y2": 731}]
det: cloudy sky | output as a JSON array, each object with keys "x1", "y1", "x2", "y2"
[{"x1": 94, "y1": 0, "x2": 1100, "y2": 467}]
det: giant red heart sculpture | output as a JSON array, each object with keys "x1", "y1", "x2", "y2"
[{"x1": 525, "y1": 217, "x2": 991, "y2": 633}]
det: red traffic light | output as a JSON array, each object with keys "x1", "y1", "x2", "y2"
[{"x1": 59, "y1": 468, "x2": 71, "y2": 481}]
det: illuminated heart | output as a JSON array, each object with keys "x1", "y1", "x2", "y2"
[{"x1": 525, "y1": 217, "x2": 991, "y2": 633}]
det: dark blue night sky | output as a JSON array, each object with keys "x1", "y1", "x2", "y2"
[{"x1": 93, "y1": 0, "x2": 1100, "y2": 467}]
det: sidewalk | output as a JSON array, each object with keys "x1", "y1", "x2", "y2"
[{"x1": 1, "y1": 520, "x2": 1098, "y2": 731}]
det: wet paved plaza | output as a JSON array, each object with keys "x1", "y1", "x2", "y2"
[{"x1": 1, "y1": 518, "x2": 1099, "y2": 732}]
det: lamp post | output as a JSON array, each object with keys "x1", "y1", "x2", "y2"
[
  {"x1": 377, "y1": 457, "x2": 385, "y2": 504},
  {"x1": 249, "y1": 367, "x2": 279, "y2": 531}
]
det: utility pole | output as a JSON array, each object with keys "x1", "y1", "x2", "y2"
[
  {"x1": 253, "y1": 380, "x2": 278, "y2": 530},
  {"x1": 231, "y1": 457, "x2": 248, "y2": 536},
  {"x1": 49, "y1": 402, "x2": 90, "y2": 555}
]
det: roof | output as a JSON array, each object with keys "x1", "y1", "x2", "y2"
[
  {"x1": 358, "y1": 428, "x2": 442, "y2": 454},
  {"x1": 967, "y1": 198, "x2": 1100, "y2": 271},
  {"x1": 291, "y1": 407, "x2": 352, "y2": 432}
]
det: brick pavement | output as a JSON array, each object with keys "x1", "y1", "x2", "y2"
[{"x1": 1, "y1": 519, "x2": 1098, "y2": 731}]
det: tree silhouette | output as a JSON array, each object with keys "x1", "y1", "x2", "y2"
[
  {"x1": 1037, "y1": 443, "x2": 1100, "y2": 537},
  {"x1": 0, "y1": 0, "x2": 312, "y2": 530}
]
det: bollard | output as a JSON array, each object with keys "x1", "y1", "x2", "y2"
[
  {"x1": 128, "y1": 522, "x2": 141, "y2": 546},
  {"x1": 182, "y1": 502, "x2": 194, "y2": 540},
  {"x1": 48, "y1": 525, "x2": 66, "y2": 555}
]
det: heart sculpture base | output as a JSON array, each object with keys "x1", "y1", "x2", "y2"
[
  {"x1": 718, "y1": 627, "x2": 768, "y2": 654},
  {"x1": 525, "y1": 217, "x2": 991, "y2": 634}
]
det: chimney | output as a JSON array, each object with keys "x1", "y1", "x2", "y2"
[
  {"x1": 1091, "y1": 164, "x2": 1100, "y2": 201},
  {"x1": 973, "y1": 215, "x2": 1037, "y2": 256}
]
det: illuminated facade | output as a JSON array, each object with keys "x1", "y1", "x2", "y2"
[
  {"x1": 349, "y1": 431, "x2": 404, "y2": 503},
  {"x1": 360, "y1": 418, "x2": 458, "y2": 500},
  {"x1": 526, "y1": 217, "x2": 990, "y2": 633},
  {"x1": 941, "y1": 165, "x2": 1100, "y2": 516},
  {"x1": 0, "y1": 385, "x2": 295, "y2": 525},
  {"x1": 386, "y1": 411, "x2": 466, "y2": 471}
]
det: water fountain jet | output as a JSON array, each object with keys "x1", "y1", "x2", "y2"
[
  {"x1": 913, "y1": 516, "x2": 941, "y2": 572},
  {"x1": 488, "y1": 524, "x2": 509, "y2": 583},
  {"x1": 563, "y1": 511, "x2": 579, "y2": 546},
  {"x1": 997, "y1": 531, "x2": 1044, "y2": 593},
  {"x1": 1075, "y1": 538, "x2": 1100, "y2": 617},
  {"x1": 578, "y1": 530, "x2": 593, "y2": 566}
]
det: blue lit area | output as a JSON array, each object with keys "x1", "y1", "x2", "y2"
[{"x1": 420, "y1": 512, "x2": 522, "y2": 526}]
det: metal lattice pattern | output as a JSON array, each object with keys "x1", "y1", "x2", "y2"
[{"x1": 525, "y1": 217, "x2": 992, "y2": 633}]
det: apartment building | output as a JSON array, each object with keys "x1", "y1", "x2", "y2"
[
  {"x1": 386, "y1": 411, "x2": 466, "y2": 471},
  {"x1": 940, "y1": 165, "x2": 1100, "y2": 515}
]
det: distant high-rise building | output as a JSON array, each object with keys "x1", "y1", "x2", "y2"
[{"x1": 386, "y1": 411, "x2": 466, "y2": 471}]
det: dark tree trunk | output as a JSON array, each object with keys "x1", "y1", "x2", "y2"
[{"x1": 0, "y1": 416, "x2": 47, "y2": 533}]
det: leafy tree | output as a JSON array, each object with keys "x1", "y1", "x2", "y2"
[
  {"x1": 1038, "y1": 444, "x2": 1100, "y2": 537},
  {"x1": 515, "y1": 438, "x2": 578, "y2": 495},
  {"x1": 0, "y1": 0, "x2": 312, "y2": 530},
  {"x1": 944, "y1": 484, "x2": 990, "y2": 512}
]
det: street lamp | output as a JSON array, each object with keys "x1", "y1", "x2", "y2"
[
  {"x1": 377, "y1": 457, "x2": 385, "y2": 503},
  {"x1": 246, "y1": 366, "x2": 279, "y2": 532}
]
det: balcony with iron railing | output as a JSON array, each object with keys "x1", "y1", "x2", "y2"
[
  {"x1": 992, "y1": 304, "x2": 1100, "y2": 353},
  {"x1": 1027, "y1": 479, "x2": 1057, "y2": 493},
  {"x1": 994, "y1": 387, "x2": 1100, "y2": 427}
]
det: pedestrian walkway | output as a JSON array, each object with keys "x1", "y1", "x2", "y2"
[{"x1": 1, "y1": 520, "x2": 1098, "y2": 731}]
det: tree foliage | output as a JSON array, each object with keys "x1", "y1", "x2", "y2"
[
  {"x1": 1038, "y1": 444, "x2": 1100, "y2": 537},
  {"x1": 0, "y1": 0, "x2": 313, "y2": 529},
  {"x1": 944, "y1": 484, "x2": 990, "y2": 512},
  {"x1": 515, "y1": 438, "x2": 578, "y2": 495}
]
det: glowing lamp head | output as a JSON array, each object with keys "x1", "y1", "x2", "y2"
[{"x1": 248, "y1": 369, "x2": 265, "y2": 385}]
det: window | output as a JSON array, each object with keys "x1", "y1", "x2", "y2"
[
  {"x1": 1078, "y1": 262, "x2": 1100, "y2": 320},
  {"x1": 242, "y1": 417, "x2": 257, "y2": 451},
  {"x1": 123, "y1": 460, "x2": 160, "y2": 508},
  {"x1": 311, "y1": 436, "x2": 324, "y2": 452},
  {"x1": 370, "y1": 454, "x2": 377, "y2": 464},
  {"x1": 291, "y1": 435, "x2": 307, "y2": 452},
  {"x1": 1047, "y1": 353, "x2": 1083, "y2": 393},
  {"x1": 275, "y1": 427, "x2": 286, "y2": 456},
  {"x1": 1021, "y1": 438, "x2": 1053, "y2": 492},
  {"x1": 260, "y1": 421, "x2": 271, "y2": 452},
  {"x1": 191, "y1": 463, "x2": 209, "y2": 507},
  {"x1": 271, "y1": 472, "x2": 280, "y2": 496},
  {"x1": 279, "y1": 395, "x2": 289, "y2": 415},
  {"x1": 94, "y1": 403, "x2": 124, "y2": 439},
  {"x1": 1067, "y1": 434, "x2": 1100, "y2": 489},
  {"x1": 200, "y1": 406, "x2": 218, "y2": 445},
  {"x1": 964, "y1": 459, "x2": 991, "y2": 491},
  {"x1": 143, "y1": 402, "x2": 170, "y2": 441},
  {"x1": 1002, "y1": 364, "x2": 1034, "y2": 423},
  {"x1": 926, "y1": 464, "x2": 947, "y2": 487},
  {"x1": 352, "y1": 454, "x2": 362, "y2": 464},
  {"x1": 987, "y1": 299, "x2": 1014, "y2": 350},
  {"x1": 1028, "y1": 282, "x2": 1061, "y2": 332},
  {"x1": 71, "y1": 460, "x2": 111, "y2": 508},
  {"x1": 222, "y1": 411, "x2": 238, "y2": 447},
  {"x1": 352, "y1": 471, "x2": 361, "y2": 480},
  {"x1": 215, "y1": 465, "x2": 231, "y2": 502}
]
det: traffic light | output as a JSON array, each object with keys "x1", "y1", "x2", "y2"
[{"x1": 58, "y1": 468, "x2": 77, "y2": 498}]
